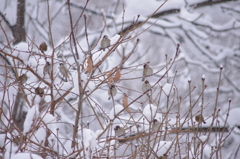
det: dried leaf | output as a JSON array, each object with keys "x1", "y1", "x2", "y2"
[
  {"x1": 107, "y1": 70, "x2": 113, "y2": 83},
  {"x1": 122, "y1": 93, "x2": 128, "y2": 107},
  {"x1": 86, "y1": 57, "x2": 93, "y2": 74},
  {"x1": 81, "y1": 63, "x2": 85, "y2": 71},
  {"x1": 122, "y1": 93, "x2": 131, "y2": 113},
  {"x1": 113, "y1": 69, "x2": 121, "y2": 83}
]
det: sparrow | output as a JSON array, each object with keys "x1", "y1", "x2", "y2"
[
  {"x1": 101, "y1": 35, "x2": 110, "y2": 51},
  {"x1": 59, "y1": 63, "x2": 69, "y2": 81},
  {"x1": 142, "y1": 80, "x2": 152, "y2": 102},
  {"x1": 13, "y1": 74, "x2": 28, "y2": 85},
  {"x1": 142, "y1": 80, "x2": 151, "y2": 93},
  {"x1": 35, "y1": 87, "x2": 44, "y2": 97},
  {"x1": 114, "y1": 125, "x2": 125, "y2": 137},
  {"x1": 158, "y1": 156, "x2": 167, "y2": 159},
  {"x1": 43, "y1": 61, "x2": 52, "y2": 77},
  {"x1": 195, "y1": 114, "x2": 206, "y2": 124},
  {"x1": 152, "y1": 119, "x2": 162, "y2": 132},
  {"x1": 108, "y1": 84, "x2": 117, "y2": 100},
  {"x1": 142, "y1": 63, "x2": 153, "y2": 81},
  {"x1": 39, "y1": 42, "x2": 47, "y2": 53}
]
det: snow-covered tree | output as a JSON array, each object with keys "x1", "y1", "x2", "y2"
[{"x1": 0, "y1": 0, "x2": 239, "y2": 158}]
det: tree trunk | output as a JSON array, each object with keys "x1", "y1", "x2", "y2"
[
  {"x1": 12, "y1": 0, "x2": 26, "y2": 131},
  {"x1": 13, "y1": 0, "x2": 26, "y2": 45}
]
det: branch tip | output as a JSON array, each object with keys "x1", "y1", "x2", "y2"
[{"x1": 220, "y1": 65, "x2": 223, "y2": 70}]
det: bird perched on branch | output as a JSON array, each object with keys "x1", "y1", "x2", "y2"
[
  {"x1": 114, "y1": 125, "x2": 125, "y2": 137},
  {"x1": 39, "y1": 42, "x2": 47, "y2": 53},
  {"x1": 43, "y1": 61, "x2": 52, "y2": 77},
  {"x1": 101, "y1": 35, "x2": 110, "y2": 51},
  {"x1": 35, "y1": 87, "x2": 44, "y2": 97},
  {"x1": 152, "y1": 119, "x2": 162, "y2": 132},
  {"x1": 142, "y1": 80, "x2": 151, "y2": 93},
  {"x1": 195, "y1": 114, "x2": 206, "y2": 124},
  {"x1": 142, "y1": 63, "x2": 153, "y2": 81},
  {"x1": 12, "y1": 74, "x2": 28, "y2": 85},
  {"x1": 108, "y1": 84, "x2": 117, "y2": 100},
  {"x1": 59, "y1": 63, "x2": 69, "y2": 81},
  {"x1": 142, "y1": 80, "x2": 152, "y2": 102}
]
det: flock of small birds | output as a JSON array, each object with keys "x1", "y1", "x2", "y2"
[
  {"x1": 12, "y1": 41, "x2": 71, "y2": 98},
  {"x1": 13, "y1": 36, "x2": 206, "y2": 135}
]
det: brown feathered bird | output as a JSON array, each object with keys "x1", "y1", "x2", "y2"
[
  {"x1": 152, "y1": 119, "x2": 162, "y2": 132},
  {"x1": 101, "y1": 35, "x2": 110, "y2": 51},
  {"x1": 142, "y1": 63, "x2": 153, "y2": 81},
  {"x1": 12, "y1": 74, "x2": 28, "y2": 85},
  {"x1": 195, "y1": 114, "x2": 206, "y2": 124},
  {"x1": 108, "y1": 84, "x2": 117, "y2": 100},
  {"x1": 142, "y1": 80, "x2": 151, "y2": 93},
  {"x1": 114, "y1": 125, "x2": 125, "y2": 137},
  {"x1": 59, "y1": 63, "x2": 69, "y2": 81},
  {"x1": 43, "y1": 61, "x2": 52, "y2": 77},
  {"x1": 35, "y1": 87, "x2": 44, "y2": 97},
  {"x1": 39, "y1": 42, "x2": 47, "y2": 53}
]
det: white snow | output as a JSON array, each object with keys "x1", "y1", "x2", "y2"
[
  {"x1": 41, "y1": 113, "x2": 58, "y2": 134},
  {"x1": 31, "y1": 127, "x2": 46, "y2": 145},
  {"x1": 83, "y1": 128, "x2": 97, "y2": 159},
  {"x1": 110, "y1": 34, "x2": 121, "y2": 45},
  {"x1": 191, "y1": 27, "x2": 209, "y2": 39},
  {"x1": 0, "y1": 134, "x2": 6, "y2": 147},
  {"x1": 180, "y1": 7, "x2": 201, "y2": 22},
  {"x1": 199, "y1": 135, "x2": 208, "y2": 142},
  {"x1": 154, "y1": 141, "x2": 172, "y2": 157},
  {"x1": 0, "y1": 0, "x2": 239, "y2": 158},
  {"x1": 109, "y1": 104, "x2": 125, "y2": 120},
  {"x1": 162, "y1": 83, "x2": 172, "y2": 95},
  {"x1": 143, "y1": 104, "x2": 157, "y2": 122},
  {"x1": 203, "y1": 144, "x2": 212, "y2": 158},
  {"x1": 226, "y1": 108, "x2": 240, "y2": 127},
  {"x1": 83, "y1": 128, "x2": 97, "y2": 149},
  {"x1": 11, "y1": 153, "x2": 43, "y2": 159},
  {"x1": 0, "y1": 0, "x2": 17, "y2": 25},
  {"x1": 211, "y1": 136, "x2": 224, "y2": 147},
  {"x1": 12, "y1": 42, "x2": 31, "y2": 62},
  {"x1": 23, "y1": 105, "x2": 39, "y2": 134}
]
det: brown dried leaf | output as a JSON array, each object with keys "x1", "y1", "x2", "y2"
[
  {"x1": 113, "y1": 69, "x2": 121, "y2": 83},
  {"x1": 122, "y1": 93, "x2": 131, "y2": 113},
  {"x1": 81, "y1": 63, "x2": 85, "y2": 71},
  {"x1": 86, "y1": 57, "x2": 93, "y2": 74},
  {"x1": 107, "y1": 70, "x2": 113, "y2": 83}
]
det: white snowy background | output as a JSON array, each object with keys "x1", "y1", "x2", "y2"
[{"x1": 0, "y1": 0, "x2": 240, "y2": 158}]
